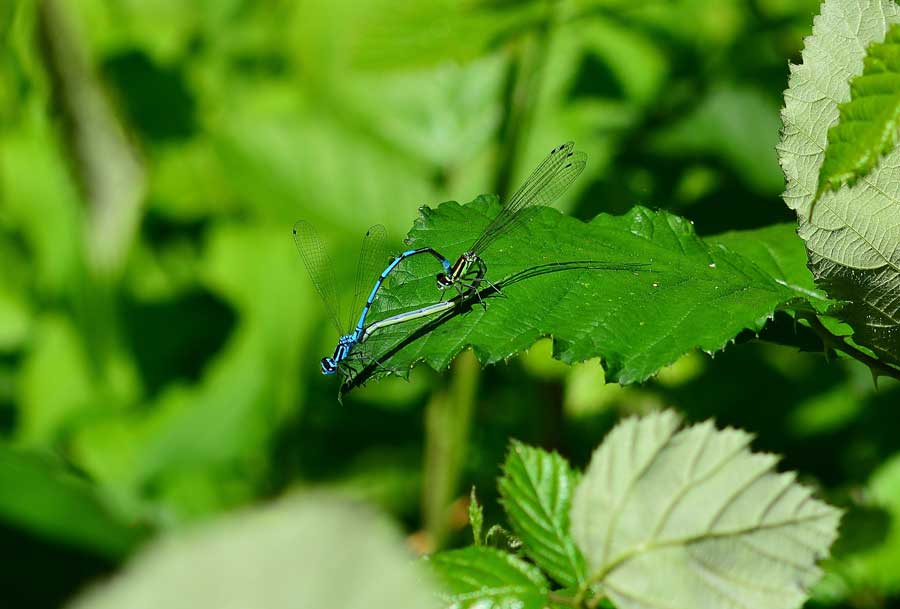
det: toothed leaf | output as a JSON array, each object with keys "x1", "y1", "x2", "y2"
[{"x1": 570, "y1": 411, "x2": 842, "y2": 609}]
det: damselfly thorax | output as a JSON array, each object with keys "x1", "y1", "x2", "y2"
[{"x1": 432, "y1": 142, "x2": 586, "y2": 300}]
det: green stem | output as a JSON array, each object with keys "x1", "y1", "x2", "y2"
[
  {"x1": 547, "y1": 591, "x2": 582, "y2": 607},
  {"x1": 493, "y1": 2, "x2": 555, "y2": 199},
  {"x1": 421, "y1": 2, "x2": 560, "y2": 548},
  {"x1": 558, "y1": 586, "x2": 605, "y2": 609},
  {"x1": 38, "y1": 0, "x2": 146, "y2": 277},
  {"x1": 572, "y1": 582, "x2": 589, "y2": 607},
  {"x1": 422, "y1": 350, "x2": 480, "y2": 549},
  {"x1": 800, "y1": 313, "x2": 900, "y2": 382},
  {"x1": 585, "y1": 591, "x2": 606, "y2": 609}
]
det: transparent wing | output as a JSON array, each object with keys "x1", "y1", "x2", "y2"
[
  {"x1": 470, "y1": 141, "x2": 587, "y2": 254},
  {"x1": 347, "y1": 224, "x2": 391, "y2": 331},
  {"x1": 340, "y1": 325, "x2": 420, "y2": 385},
  {"x1": 338, "y1": 336, "x2": 399, "y2": 386},
  {"x1": 341, "y1": 302, "x2": 456, "y2": 386},
  {"x1": 292, "y1": 220, "x2": 343, "y2": 334}
]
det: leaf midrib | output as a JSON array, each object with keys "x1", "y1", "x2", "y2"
[
  {"x1": 508, "y1": 449, "x2": 584, "y2": 585},
  {"x1": 591, "y1": 509, "x2": 834, "y2": 584}
]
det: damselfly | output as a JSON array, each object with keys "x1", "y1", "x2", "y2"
[
  {"x1": 340, "y1": 298, "x2": 460, "y2": 382},
  {"x1": 292, "y1": 221, "x2": 451, "y2": 375},
  {"x1": 436, "y1": 141, "x2": 587, "y2": 298},
  {"x1": 361, "y1": 299, "x2": 457, "y2": 344}
]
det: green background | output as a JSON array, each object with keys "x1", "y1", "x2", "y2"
[{"x1": 1, "y1": 0, "x2": 899, "y2": 607}]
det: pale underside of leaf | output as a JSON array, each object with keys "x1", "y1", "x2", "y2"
[
  {"x1": 67, "y1": 494, "x2": 437, "y2": 609},
  {"x1": 570, "y1": 411, "x2": 841, "y2": 609},
  {"x1": 779, "y1": 0, "x2": 900, "y2": 364}
]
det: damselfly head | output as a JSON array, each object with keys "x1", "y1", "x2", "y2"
[
  {"x1": 321, "y1": 357, "x2": 338, "y2": 375},
  {"x1": 436, "y1": 273, "x2": 453, "y2": 290}
]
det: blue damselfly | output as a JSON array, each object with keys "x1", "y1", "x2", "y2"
[
  {"x1": 436, "y1": 141, "x2": 587, "y2": 298},
  {"x1": 292, "y1": 221, "x2": 451, "y2": 375}
]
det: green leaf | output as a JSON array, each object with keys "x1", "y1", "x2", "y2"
[
  {"x1": 469, "y1": 486, "x2": 484, "y2": 546},
  {"x1": 0, "y1": 446, "x2": 146, "y2": 557},
  {"x1": 570, "y1": 411, "x2": 842, "y2": 609},
  {"x1": 348, "y1": 1, "x2": 547, "y2": 70},
  {"x1": 353, "y1": 200, "x2": 805, "y2": 387},
  {"x1": 708, "y1": 223, "x2": 831, "y2": 310},
  {"x1": 819, "y1": 452, "x2": 900, "y2": 600},
  {"x1": 651, "y1": 85, "x2": 784, "y2": 195},
  {"x1": 498, "y1": 441, "x2": 587, "y2": 588},
  {"x1": 779, "y1": 0, "x2": 900, "y2": 367},
  {"x1": 815, "y1": 24, "x2": 900, "y2": 203},
  {"x1": 426, "y1": 546, "x2": 548, "y2": 609},
  {"x1": 72, "y1": 224, "x2": 310, "y2": 519},
  {"x1": 67, "y1": 494, "x2": 437, "y2": 609}
]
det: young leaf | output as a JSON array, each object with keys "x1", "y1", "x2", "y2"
[
  {"x1": 426, "y1": 546, "x2": 548, "y2": 609},
  {"x1": 570, "y1": 411, "x2": 842, "y2": 609},
  {"x1": 498, "y1": 441, "x2": 587, "y2": 588},
  {"x1": 815, "y1": 24, "x2": 900, "y2": 205},
  {"x1": 67, "y1": 494, "x2": 437, "y2": 609},
  {"x1": 469, "y1": 486, "x2": 484, "y2": 546},
  {"x1": 355, "y1": 200, "x2": 803, "y2": 389},
  {"x1": 779, "y1": 0, "x2": 900, "y2": 367}
]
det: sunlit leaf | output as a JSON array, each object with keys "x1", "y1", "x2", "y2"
[
  {"x1": 426, "y1": 546, "x2": 548, "y2": 609},
  {"x1": 708, "y1": 223, "x2": 830, "y2": 310},
  {"x1": 19, "y1": 315, "x2": 96, "y2": 444},
  {"x1": 815, "y1": 24, "x2": 900, "y2": 203},
  {"x1": 349, "y1": 198, "x2": 811, "y2": 389},
  {"x1": 71, "y1": 225, "x2": 309, "y2": 519},
  {"x1": 779, "y1": 0, "x2": 900, "y2": 366},
  {"x1": 348, "y1": 0, "x2": 546, "y2": 70},
  {"x1": 498, "y1": 441, "x2": 586, "y2": 588},
  {"x1": 570, "y1": 411, "x2": 841, "y2": 609}
]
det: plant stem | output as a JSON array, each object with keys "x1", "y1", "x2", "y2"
[
  {"x1": 548, "y1": 591, "x2": 582, "y2": 607},
  {"x1": 38, "y1": 0, "x2": 146, "y2": 277},
  {"x1": 801, "y1": 313, "x2": 900, "y2": 382},
  {"x1": 421, "y1": 1, "x2": 560, "y2": 549},
  {"x1": 586, "y1": 591, "x2": 606, "y2": 609},
  {"x1": 551, "y1": 587, "x2": 605, "y2": 609},
  {"x1": 493, "y1": 3, "x2": 555, "y2": 199},
  {"x1": 422, "y1": 350, "x2": 480, "y2": 549}
]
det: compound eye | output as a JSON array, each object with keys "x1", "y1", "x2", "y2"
[
  {"x1": 436, "y1": 273, "x2": 450, "y2": 289},
  {"x1": 321, "y1": 357, "x2": 337, "y2": 375}
]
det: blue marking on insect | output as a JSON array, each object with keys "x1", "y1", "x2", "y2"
[{"x1": 293, "y1": 223, "x2": 453, "y2": 376}]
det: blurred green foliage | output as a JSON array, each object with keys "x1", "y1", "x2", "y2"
[{"x1": 0, "y1": 0, "x2": 898, "y2": 607}]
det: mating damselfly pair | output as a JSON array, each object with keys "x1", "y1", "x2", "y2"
[{"x1": 293, "y1": 141, "x2": 647, "y2": 381}]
